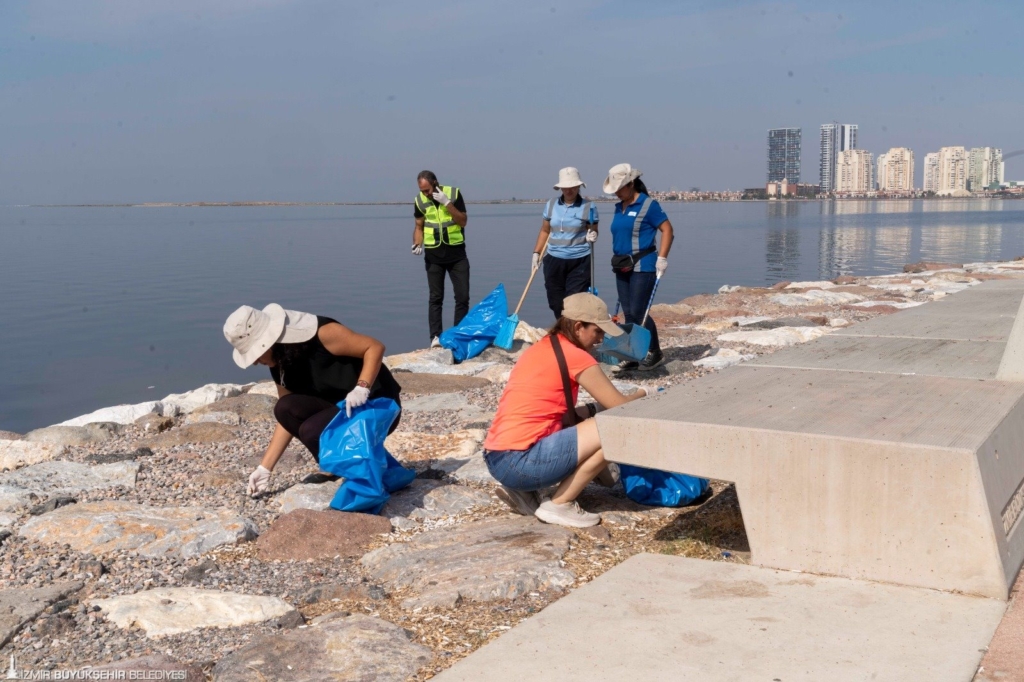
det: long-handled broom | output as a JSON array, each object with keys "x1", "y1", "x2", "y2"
[{"x1": 494, "y1": 240, "x2": 547, "y2": 350}]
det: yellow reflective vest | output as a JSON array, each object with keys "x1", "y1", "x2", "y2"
[{"x1": 415, "y1": 185, "x2": 464, "y2": 248}]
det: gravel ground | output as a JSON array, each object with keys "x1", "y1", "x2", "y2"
[{"x1": 2, "y1": 262, "x2": 1018, "y2": 679}]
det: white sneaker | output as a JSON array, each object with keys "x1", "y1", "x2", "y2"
[
  {"x1": 495, "y1": 486, "x2": 539, "y2": 516},
  {"x1": 534, "y1": 499, "x2": 601, "y2": 528},
  {"x1": 430, "y1": 336, "x2": 441, "y2": 348}
]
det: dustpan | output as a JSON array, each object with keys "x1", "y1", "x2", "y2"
[{"x1": 597, "y1": 273, "x2": 662, "y2": 363}]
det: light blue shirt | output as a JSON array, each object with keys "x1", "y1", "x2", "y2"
[{"x1": 543, "y1": 196, "x2": 599, "y2": 259}]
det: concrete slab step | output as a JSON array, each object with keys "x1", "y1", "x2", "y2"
[{"x1": 434, "y1": 554, "x2": 1005, "y2": 682}]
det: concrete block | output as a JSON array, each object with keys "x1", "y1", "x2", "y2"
[{"x1": 434, "y1": 554, "x2": 1006, "y2": 682}]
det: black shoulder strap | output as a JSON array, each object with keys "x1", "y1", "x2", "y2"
[{"x1": 551, "y1": 335, "x2": 579, "y2": 428}]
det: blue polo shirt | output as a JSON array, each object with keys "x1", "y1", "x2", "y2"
[
  {"x1": 609, "y1": 193, "x2": 668, "y2": 273},
  {"x1": 543, "y1": 196, "x2": 599, "y2": 259}
]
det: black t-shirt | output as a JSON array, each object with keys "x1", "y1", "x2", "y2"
[
  {"x1": 414, "y1": 191, "x2": 468, "y2": 265},
  {"x1": 269, "y1": 316, "x2": 402, "y2": 405}
]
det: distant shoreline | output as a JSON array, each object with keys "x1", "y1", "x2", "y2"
[{"x1": 13, "y1": 195, "x2": 1023, "y2": 208}]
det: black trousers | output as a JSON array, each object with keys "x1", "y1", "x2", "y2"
[
  {"x1": 274, "y1": 393, "x2": 402, "y2": 463},
  {"x1": 542, "y1": 253, "x2": 592, "y2": 319},
  {"x1": 425, "y1": 257, "x2": 471, "y2": 340}
]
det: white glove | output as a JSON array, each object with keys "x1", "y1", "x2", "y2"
[
  {"x1": 247, "y1": 465, "x2": 271, "y2": 496},
  {"x1": 656, "y1": 257, "x2": 668, "y2": 278},
  {"x1": 411, "y1": 243, "x2": 423, "y2": 256},
  {"x1": 344, "y1": 385, "x2": 371, "y2": 417},
  {"x1": 642, "y1": 386, "x2": 667, "y2": 397},
  {"x1": 532, "y1": 252, "x2": 541, "y2": 271},
  {"x1": 585, "y1": 230, "x2": 598, "y2": 243},
  {"x1": 431, "y1": 189, "x2": 451, "y2": 206}
]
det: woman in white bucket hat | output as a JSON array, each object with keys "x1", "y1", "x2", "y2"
[
  {"x1": 603, "y1": 163, "x2": 674, "y2": 371},
  {"x1": 223, "y1": 304, "x2": 402, "y2": 496},
  {"x1": 530, "y1": 167, "x2": 600, "y2": 318}
]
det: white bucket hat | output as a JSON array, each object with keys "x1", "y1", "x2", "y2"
[
  {"x1": 603, "y1": 163, "x2": 643, "y2": 194},
  {"x1": 223, "y1": 304, "x2": 318, "y2": 368},
  {"x1": 554, "y1": 167, "x2": 586, "y2": 190}
]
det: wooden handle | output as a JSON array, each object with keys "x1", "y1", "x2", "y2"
[{"x1": 513, "y1": 240, "x2": 548, "y2": 316}]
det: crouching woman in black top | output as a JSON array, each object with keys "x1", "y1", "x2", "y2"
[{"x1": 223, "y1": 304, "x2": 402, "y2": 496}]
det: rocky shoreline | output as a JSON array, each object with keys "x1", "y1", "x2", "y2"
[{"x1": 2, "y1": 258, "x2": 1022, "y2": 680}]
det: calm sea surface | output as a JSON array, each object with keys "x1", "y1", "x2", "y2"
[{"x1": 2, "y1": 199, "x2": 1023, "y2": 432}]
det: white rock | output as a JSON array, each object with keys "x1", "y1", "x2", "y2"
[
  {"x1": 183, "y1": 411, "x2": 241, "y2": 426},
  {"x1": 514, "y1": 321, "x2": 546, "y2": 344},
  {"x1": 718, "y1": 285, "x2": 741, "y2": 293},
  {"x1": 0, "y1": 512, "x2": 18, "y2": 528},
  {"x1": 473, "y1": 364, "x2": 512, "y2": 384},
  {"x1": 60, "y1": 401, "x2": 161, "y2": 427},
  {"x1": 390, "y1": 360, "x2": 497, "y2": 377},
  {"x1": 770, "y1": 290, "x2": 865, "y2": 306},
  {"x1": 90, "y1": 588, "x2": 295, "y2": 638},
  {"x1": 275, "y1": 479, "x2": 344, "y2": 513},
  {"x1": 847, "y1": 300, "x2": 925, "y2": 309},
  {"x1": 0, "y1": 441, "x2": 66, "y2": 471},
  {"x1": 734, "y1": 316, "x2": 774, "y2": 326},
  {"x1": 829, "y1": 317, "x2": 851, "y2": 327},
  {"x1": 384, "y1": 347, "x2": 453, "y2": 369},
  {"x1": 24, "y1": 425, "x2": 112, "y2": 447},
  {"x1": 160, "y1": 383, "x2": 247, "y2": 416},
  {"x1": 693, "y1": 348, "x2": 757, "y2": 369},
  {"x1": 785, "y1": 281, "x2": 837, "y2": 289},
  {"x1": 0, "y1": 486, "x2": 36, "y2": 512},
  {"x1": 718, "y1": 326, "x2": 831, "y2": 347},
  {"x1": 247, "y1": 382, "x2": 279, "y2": 397}
]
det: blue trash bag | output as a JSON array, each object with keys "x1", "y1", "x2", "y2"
[
  {"x1": 618, "y1": 464, "x2": 709, "y2": 507},
  {"x1": 438, "y1": 284, "x2": 508, "y2": 362},
  {"x1": 317, "y1": 397, "x2": 415, "y2": 514}
]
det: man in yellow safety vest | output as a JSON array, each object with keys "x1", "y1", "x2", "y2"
[{"x1": 412, "y1": 170, "x2": 469, "y2": 346}]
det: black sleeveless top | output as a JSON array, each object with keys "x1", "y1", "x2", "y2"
[{"x1": 269, "y1": 316, "x2": 402, "y2": 405}]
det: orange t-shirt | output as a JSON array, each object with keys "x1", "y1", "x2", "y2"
[{"x1": 483, "y1": 334, "x2": 598, "y2": 451}]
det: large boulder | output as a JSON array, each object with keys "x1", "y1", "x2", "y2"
[
  {"x1": 0, "y1": 440, "x2": 66, "y2": 471},
  {"x1": 361, "y1": 517, "x2": 575, "y2": 609},
  {"x1": 394, "y1": 372, "x2": 490, "y2": 395},
  {"x1": 718, "y1": 326, "x2": 830, "y2": 347},
  {"x1": 0, "y1": 460, "x2": 138, "y2": 502},
  {"x1": 158, "y1": 383, "x2": 249, "y2": 417},
  {"x1": 59, "y1": 401, "x2": 161, "y2": 427},
  {"x1": 19, "y1": 501, "x2": 257, "y2": 558},
  {"x1": 24, "y1": 424, "x2": 114, "y2": 447},
  {"x1": 275, "y1": 479, "x2": 344, "y2": 513},
  {"x1": 0, "y1": 581, "x2": 83, "y2": 648},
  {"x1": 0, "y1": 431, "x2": 22, "y2": 441},
  {"x1": 212, "y1": 612, "x2": 431, "y2": 682},
  {"x1": 91, "y1": 587, "x2": 295, "y2": 637},
  {"x1": 190, "y1": 393, "x2": 278, "y2": 423},
  {"x1": 381, "y1": 480, "x2": 492, "y2": 520},
  {"x1": 256, "y1": 509, "x2": 391, "y2": 561},
  {"x1": 136, "y1": 422, "x2": 238, "y2": 449}
]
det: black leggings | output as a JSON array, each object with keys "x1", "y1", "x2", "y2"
[{"x1": 274, "y1": 394, "x2": 402, "y2": 462}]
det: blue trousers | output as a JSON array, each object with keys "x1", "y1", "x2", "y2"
[{"x1": 615, "y1": 270, "x2": 660, "y2": 355}]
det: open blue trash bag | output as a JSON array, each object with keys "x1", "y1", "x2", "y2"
[
  {"x1": 618, "y1": 464, "x2": 709, "y2": 507},
  {"x1": 597, "y1": 322, "x2": 651, "y2": 363},
  {"x1": 439, "y1": 284, "x2": 508, "y2": 362},
  {"x1": 317, "y1": 397, "x2": 415, "y2": 514}
]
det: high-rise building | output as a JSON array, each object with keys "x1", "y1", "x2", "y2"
[
  {"x1": 819, "y1": 122, "x2": 858, "y2": 192},
  {"x1": 836, "y1": 149, "x2": 874, "y2": 193},
  {"x1": 767, "y1": 128, "x2": 802, "y2": 183},
  {"x1": 879, "y1": 148, "x2": 915, "y2": 192},
  {"x1": 968, "y1": 147, "x2": 1005, "y2": 191},
  {"x1": 938, "y1": 146, "x2": 968, "y2": 195},
  {"x1": 876, "y1": 153, "x2": 888, "y2": 191},
  {"x1": 923, "y1": 153, "x2": 940, "y2": 192}
]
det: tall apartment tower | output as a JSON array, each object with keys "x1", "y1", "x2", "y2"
[
  {"x1": 968, "y1": 147, "x2": 1005, "y2": 191},
  {"x1": 923, "y1": 152, "x2": 940, "y2": 192},
  {"x1": 876, "y1": 152, "x2": 888, "y2": 191},
  {"x1": 767, "y1": 128, "x2": 802, "y2": 183},
  {"x1": 819, "y1": 122, "x2": 858, "y2": 192},
  {"x1": 880, "y1": 148, "x2": 915, "y2": 192},
  {"x1": 836, "y1": 149, "x2": 874, "y2": 193},
  {"x1": 938, "y1": 146, "x2": 968, "y2": 195}
]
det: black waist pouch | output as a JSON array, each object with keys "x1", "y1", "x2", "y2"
[{"x1": 611, "y1": 246, "x2": 656, "y2": 274}]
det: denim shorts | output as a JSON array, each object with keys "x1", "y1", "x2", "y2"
[{"x1": 483, "y1": 427, "x2": 579, "y2": 492}]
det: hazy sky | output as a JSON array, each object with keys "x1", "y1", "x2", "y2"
[{"x1": 2, "y1": 0, "x2": 1021, "y2": 203}]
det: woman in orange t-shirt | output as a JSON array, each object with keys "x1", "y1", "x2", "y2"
[{"x1": 483, "y1": 293, "x2": 661, "y2": 528}]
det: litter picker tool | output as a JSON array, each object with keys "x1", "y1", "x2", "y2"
[
  {"x1": 588, "y1": 240, "x2": 598, "y2": 296},
  {"x1": 598, "y1": 272, "x2": 662, "y2": 363},
  {"x1": 494, "y1": 239, "x2": 547, "y2": 350}
]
